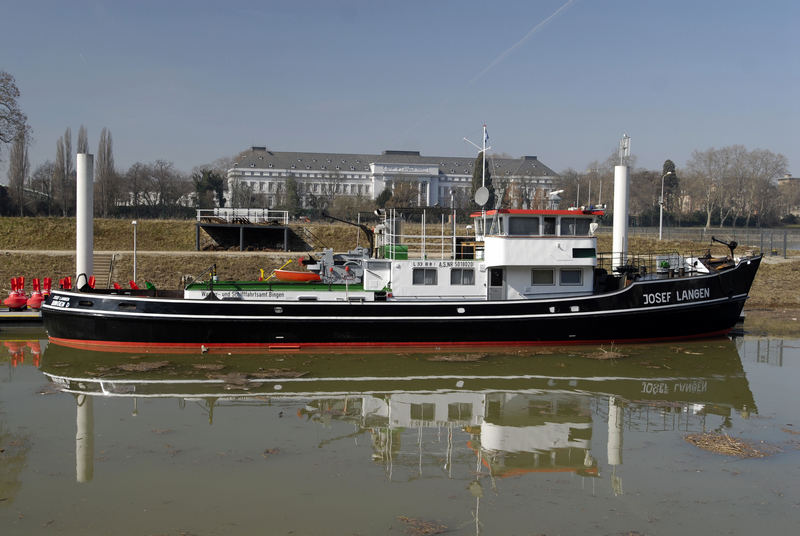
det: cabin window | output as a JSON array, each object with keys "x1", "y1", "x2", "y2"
[
  {"x1": 450, "y1": 268, "x2": 475, "y2": 285},
  {"x1": 572, "y1": 248, "x2": 596, "y2": 258},
  {"x1": 561, "y1": 217, "x2": 591, "y2": 235},
  {"x1": 531, "y1": 269, "x2": 554, "y2": 285},
  {"x1": 508, "y1": 216, "x2": 539, "y2": 235},
  {"x1": 560, "y1": 269, "x2": 583, "y2": 285},
  {"x1": 543, "y1": 217, "x2": 556, "y2": 235},
  {"x1": 412, "y1": 268, "x2": 438, "y2": 285},
  {"x1": 410, "y1": 403, "x2": 435, "y2": 421}
]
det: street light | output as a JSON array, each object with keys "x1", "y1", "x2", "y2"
[
  {"x1": 131, "y1": 220, "x2": 138, "y2": 282},
  {"x1": 658, "y1": 172, "x2": 674, "y2": 241}
]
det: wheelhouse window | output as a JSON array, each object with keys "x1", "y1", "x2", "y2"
[
  {"x1": 508, "y1": 216, "x2": 539, "y2": 235},
  {"x1": 413, "y1": 268, "x2": 438, "y2": 285},
  {"x1": 450, "y1": 268, "x2": 475, "y2": 285},
  {"x1": 560, "y1": 269, "x2": 583, "y2": 285},
  {"x1": 531, "y1": 269, "x2": 554, "y2": 285},
  {"x1": 543, "y1": 216, "x2": 556, "y2": 236},
  {"x1": 560, "y1": 217, "x2": 591, "y2": 236}
]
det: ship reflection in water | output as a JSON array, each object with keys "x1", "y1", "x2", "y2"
[{"x1": 39, "y1": 339, "x2": 756, "y2": 504}]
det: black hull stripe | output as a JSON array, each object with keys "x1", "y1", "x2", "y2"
[{"x1": 41, "y1": 293, "x2": 747, "y2": 322}]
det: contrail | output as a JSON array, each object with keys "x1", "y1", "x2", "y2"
[
  {"x1": 469, "y1": 0, "x2": 576, "y2": 85},
  {"x1": 398, "y1": 1, "x2": 576, "y2": 145}
]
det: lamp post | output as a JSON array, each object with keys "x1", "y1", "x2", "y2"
[
  {"x1": 131, "y1": 220, "x2": 138, "y2": 282},
  {"x1": 658, "y1": 171, "x2": 674, "y2": 241}
]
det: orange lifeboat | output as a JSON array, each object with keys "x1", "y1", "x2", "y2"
[{"x1": 273, "y1": 270, "x2": 322, "y2": 282}]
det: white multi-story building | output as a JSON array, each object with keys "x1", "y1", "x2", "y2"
[{"x1": 226, "y1": 146, "x2": 558, "y2": 208}]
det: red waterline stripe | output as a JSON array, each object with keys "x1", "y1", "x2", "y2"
[{"x1": 48, "y1": 328, "x2": 733, "y2": 354}]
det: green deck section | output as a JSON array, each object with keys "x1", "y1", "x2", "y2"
[{"x1": 185, "y1": 280, "x2": 370, "y2": 292}]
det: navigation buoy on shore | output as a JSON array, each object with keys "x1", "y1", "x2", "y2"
[
  {"x1": 27, "y1": 278, "x2": 45, "y2": 310},
  {"x1": 4, "y1": 276, "x2": 28, "y2": 310}
]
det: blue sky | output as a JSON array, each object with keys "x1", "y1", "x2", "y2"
[{"x1": 1, "y1": 0, "x2": 797, "y2": 181}]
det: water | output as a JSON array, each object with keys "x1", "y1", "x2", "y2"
[{"x1": 1, "y1": 330, "x2": 798, "y2": 535}]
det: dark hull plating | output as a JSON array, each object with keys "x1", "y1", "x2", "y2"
[{"x1": 42, "y1": 256, "x2": 761, "y2": 349}]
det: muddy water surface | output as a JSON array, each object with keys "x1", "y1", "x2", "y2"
[{"x1": 1, "y1": 330, "x2": 798, "y2": 535}]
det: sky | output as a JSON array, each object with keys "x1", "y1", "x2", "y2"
[{"x1": 1, "y1": 0, "x2": 798, "y2": 183}]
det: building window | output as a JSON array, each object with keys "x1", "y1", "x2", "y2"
[
  {"x1": 560, "y1": 269, "x2": 582, "y2": 285},
  {"x1": 413, "y1": 268, "x2": 438, "y2": 285},
  {"x1": 448, "y1": 402, "x2": 473, "y2": 420},
  {"x1": 531, "y1": 269, "x2": 554, "y2": 285},
  {"x1": 410, "y1": 403, "x2": 435, "y2": 421},
  {"x1": 450, "y1": 268, "x2": 475, "y2": 285}
]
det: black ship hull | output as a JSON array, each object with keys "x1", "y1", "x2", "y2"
[{"x1": 41, "y1": 256, "x2": 761, "y2": 351}]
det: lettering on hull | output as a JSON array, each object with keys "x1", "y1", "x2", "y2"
[{"x1": 643, "y1": 287, "x2": 710, "y2": 306}]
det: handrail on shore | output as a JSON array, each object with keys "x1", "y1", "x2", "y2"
[{"x1": 196, "y1": 208, "x2": 289, "y2": 226}]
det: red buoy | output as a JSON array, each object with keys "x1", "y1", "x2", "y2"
[
  {"x1": 27, "y1": 278, "x2": 44, "y2": 310},
  {"x1": 4, "y1": 277, "x2": 28, "y2": 310}
]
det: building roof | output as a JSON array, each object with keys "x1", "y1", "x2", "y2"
[{"x1": 230, "y1": 146, "x2": 558, "y2": 178}]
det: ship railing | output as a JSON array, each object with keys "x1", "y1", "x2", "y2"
[
  {"x1": 596, "y1": 248, "x2": 735, "y2": 278},
  {"x1": 196, "y1": 208, "x2": 289, "y2": 225},
  {"x1": 378, "y1": 208, "x2": 477, "y2": 260}
]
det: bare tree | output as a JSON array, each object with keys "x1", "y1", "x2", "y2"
[
  {"x1": 0, "y1": 71, "x2": 28, "y2": 159},
  {"x1": 31, "y1": 161, "x2": 55, "y2": 215},
  {"x1": 555, "y1": 168, "x2": 581, "y2": 209},
  {"x1": 228, "y1": 177, "x2": 256, "y2": 208},
  {"x1": 148, "y1": 159, "x2": 190, "y2": 209},
  {"x1": 629, "y1": 168, "x2": 660, "y2": 223},
  {"x1": 385, "y1": 180, "x2": 419, "y2": 208},
  {"x1": 77, "y1": 125, "x2": 88, "y2": 153},
  {"x1": 745, "y1": 149, "x2": 787, "y2": 227},
  {"x1": 124, "y1": 162, "x2": 150, "y2": 217},
  {"x1": 95, "y1": 127, "x2": 118, "y2": 216},
  {"x1": 7, "y1": 130, "x2": 30, "y2": 215},
  {"x1": 62, "y1": 127, "x2": 73, "y2": 215},
  {"x1": 53, "y1": 137, "x2": 66, "y2": 210},
  {"x1": 687, "y1": 145, "x2": 787, "y2": 229},
  {"x1": 685, "y1": 148, "x2": 725, "y2": 230},
  {"x1": 53, "y1": 129, "x2": 75, "y2": 216}
]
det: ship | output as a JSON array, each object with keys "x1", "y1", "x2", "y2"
[{"x1": 41, "y1": 204, "x2": 760, "y2": 351}]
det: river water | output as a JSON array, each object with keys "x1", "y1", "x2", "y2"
[{"x1": 1, "y1": 328, "x2": 798, "y2": 535}]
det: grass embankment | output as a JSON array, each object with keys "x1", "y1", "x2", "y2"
[
  {"x1": 0, "y1": 217, "x2": 371, "y2": 290},
  {"x1": 0, "y1": 217, "x2": 798, "y2": 315}
]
